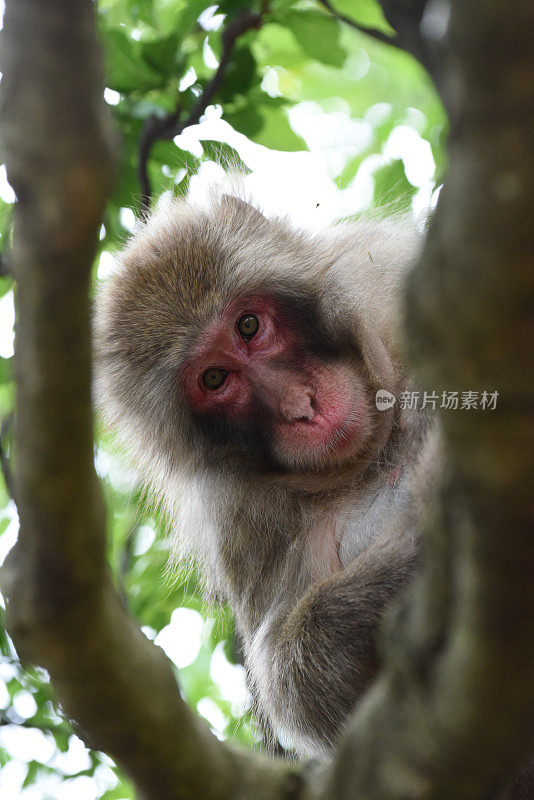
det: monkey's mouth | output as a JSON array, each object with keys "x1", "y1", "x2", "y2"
[{"x1": 275, "y1": 413, "x2": 367, "y2": 470}]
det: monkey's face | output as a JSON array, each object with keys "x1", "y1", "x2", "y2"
[
  {"x1": 95, "y1": 195, "x2": 403, "y2": 485},
  {"x1": 182, "y1": 294, "x2": 375, "y2": 473}
]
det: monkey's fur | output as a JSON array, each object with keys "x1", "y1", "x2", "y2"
[{"x1": 95, "y1": 190, "x2": 439, "y2": 757}]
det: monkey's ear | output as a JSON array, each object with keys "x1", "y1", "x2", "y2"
[{"x1": 220, "y1": 194, "x2": 268, "y2": 227}]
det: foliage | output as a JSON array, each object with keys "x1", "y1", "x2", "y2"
[{"x1": 0, "y1": 0, "x2": 446, "y2": 796}]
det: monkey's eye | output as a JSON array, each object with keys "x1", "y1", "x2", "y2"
[
  {"x1": 237, "y1": 314, "x2": 259, "y2": 339},
  {"x1": 202, "y1": 368, "x2": 228, "y2": 390}
]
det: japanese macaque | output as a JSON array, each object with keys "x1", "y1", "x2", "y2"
[{"x1": 94, "y1": 189, "x2": 438, "y2": 757}]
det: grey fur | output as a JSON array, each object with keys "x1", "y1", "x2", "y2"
[{"x1": 94, "y1": 189, "x2": 437, "y2": 757}]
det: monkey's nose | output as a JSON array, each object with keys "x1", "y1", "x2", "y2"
[{"x1": 279, "y1": 389, "x2": 315, "y2": 423}]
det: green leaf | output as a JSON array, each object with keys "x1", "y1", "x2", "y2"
[
  {"x1": 254, "y1": 106, "x2": 307, "y2": 151},
  {"x1": 131, "y1": 0, "x2": 156, "y2": 26},
  {"x1": 156, "y1": 144, "x2": 201, "y2": 176},
  {"x1": 0, "y1": 276, "x2": 12, "y2": 299},
  {"x1": 99, "y1": 0, "x2": 155, "y2": 28},
  {"x1": 140, "y1": 33, "x2": 180, "y2": 77},
  {"x1": 0, "y1": 201, "x2": 13, "y2": 246},
  {"x1": 0, "y1": 357, "x2": 13, "y2": 385},
  {"x1": 217, "y1": 46, "x2": 259, "y2": 103},
  {"x1": 329, "y1": 0, "x2": 395, "y2": 35},
  {"x1": 253, "y1": 22, "x2": 307, "y2": 71},
  {"x1": 224, "y1": 105, "x2": 263, "y2": 139},
  {"x1": 200, "y1": 140, "x2": 251, "y2": 173},
  {"x1": 100, "y1": 776, "x2": 136, "y2": 800},
  {"x1": 176, "y1": 0, "x2": 218, "y2": 37},
  {"x1": 179, "y1": 647, "x2": 214, "y2": 704},
  {"x1": 102, "y1": 29, "x2": 165, "y2": 93},
  {"x1": 174, "y1": 173, "x2": 192, "y2": 197},
  {"x1": 373, "y1": 159, "x2": 416, "y2": 212},
  {"x1": 22, "y1": 761, "x2": 40, "y2": 788},
  {"x1": 152, "y1": 0, "x2": 186, "y2": 33},
  {"x1": 217, "y1": 0, "x2": 251, "y2": 12},
  {"x1": 284, "y1": 10, "x2": 347, "y2": 68}
]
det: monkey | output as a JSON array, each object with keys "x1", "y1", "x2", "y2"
[{"x1": 93, "y1": 188, "x2": 439, "y2": 758}]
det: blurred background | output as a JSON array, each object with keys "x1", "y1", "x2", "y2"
[{"x1": 0, "y1": 0, "x2": 446, "y2": 796}]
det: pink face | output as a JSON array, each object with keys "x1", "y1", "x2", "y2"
[{"x1": 183, "y1": 296, "x2": 373, "y2": 470}]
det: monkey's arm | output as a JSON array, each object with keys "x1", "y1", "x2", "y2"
[{"x1": 264, "y1": 533, "x2": 418, "y2": 756}]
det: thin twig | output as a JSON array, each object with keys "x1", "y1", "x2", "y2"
[
  {"x1": 318, "y1": 0, "x2": 441, "y2": 85},
  {"x1": 317, "y1": 0, "x2": 403, "y2": 50},
  {"x1": 138, "y1": 9, "x2": 263, "y2": 214}
]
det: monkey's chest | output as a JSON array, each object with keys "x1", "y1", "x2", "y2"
[{"x1": 337, "y1": 477, "x2": 409, "y2": 566}]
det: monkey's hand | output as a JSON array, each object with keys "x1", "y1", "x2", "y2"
[{"x1": 251, "y1": 531, "x2": 418, "y2": 757}]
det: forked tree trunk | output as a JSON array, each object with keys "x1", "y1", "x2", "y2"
[{"x1": 0, "y1": 1, "x2": 533, "y2": 799}]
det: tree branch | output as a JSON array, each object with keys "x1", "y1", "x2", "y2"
[
  {"x1": 316, "y1": 0, "x2": 403, "y2": 50},
  {"x1": 318, "y1": 0, "x2": 442, "y2": 84},
  {"x1": 320, "y1": 0, "x2": 534, "y2": 797},
  {"x1": 138, "y1": 8, "x2": 262, "y2": 213}
]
